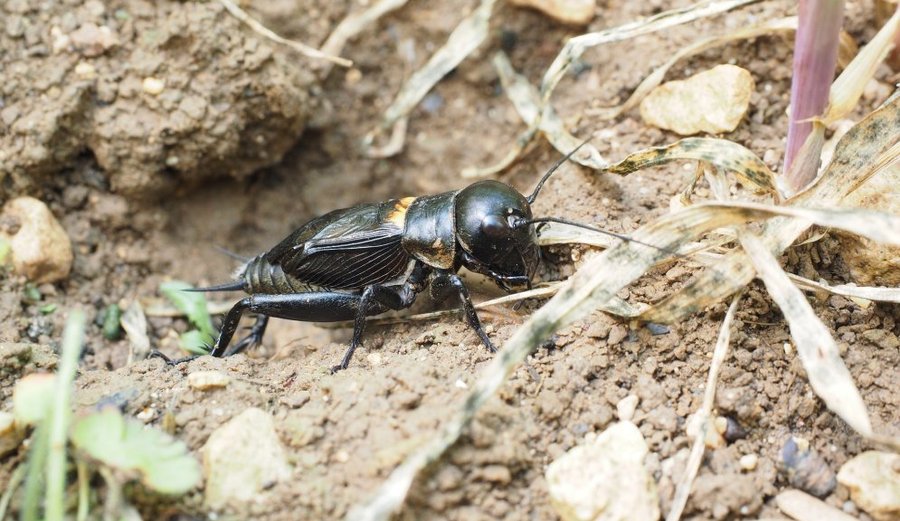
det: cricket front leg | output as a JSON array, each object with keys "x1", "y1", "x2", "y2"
[{"x1": 430, "y1": 271, "x2": 496, "y2": 354}]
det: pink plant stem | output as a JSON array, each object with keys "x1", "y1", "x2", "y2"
[{"x1": 784, "y1": 0, "x2": 844, "y2": 188}]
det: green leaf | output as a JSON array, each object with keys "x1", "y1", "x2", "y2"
[
  {"x1": 180, "y1": 330, "x2": 213, "y2": 355},
  {"x1": 159, "y1": 281, "x2": 216, "y2": 339},
  {"x1": 13, "y1": 373, "x2": 56, "y2": 426},
  {"x1": 39, "y1": 303, "x2": 57, "y2": 315},
  {"x1": 71, "y1": 409, "x2": 201, "y2": 495}
]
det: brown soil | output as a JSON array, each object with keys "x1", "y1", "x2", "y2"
[{"x1": 1, "y1": 0, "x2": 898, "y2": 520}]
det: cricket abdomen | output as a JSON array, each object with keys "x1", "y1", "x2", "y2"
[{"x1": 240, "y1": 255, "x2": 326, "y2": 295}]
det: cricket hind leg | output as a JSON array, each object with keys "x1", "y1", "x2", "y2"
[{"x1": 223, "y1": 315, "x2": 270, "y2": 357}]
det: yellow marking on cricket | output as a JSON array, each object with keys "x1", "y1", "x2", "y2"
[{"x1": 387, "y1": 197, "x2": 416, "y2": 227}]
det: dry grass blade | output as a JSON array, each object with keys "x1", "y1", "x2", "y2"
[
  {"x1": 666, "y1": 292, "x2": 742, "y2": 521},
  {"x1": 121, "y1": 301, "x2": 150, "y2": 364},
  {"x1": 641, "y1": 90, "x2": 900, "y2": 324},
  {"x1": 823, "y1": 7, "x2": 900, "y2": 125},
  {"x1": 695, "y1": 201, "x2": 900, "y2": 245},
  {"x1": 604, "y1": 138, "x2": 779, "y2": 195},
  {"x1": 376, "y1": 0, "x2": 497, "y2": 133},
  {"x1": 539, "y1": 0, "x2": 759, "y2": 102},
  {"x1": 217, "y1": 0, "x2": 352, "y2": 67},
  {"x1": 789, "y1": 274, "x2": 900, "y2": 303},
  {"x1": 319, "y1": 0, "x2": 409, "y2": 76},
  {"x1": 589, "y1": 17, "x2": 797, "y2": 120},
  {"x1": 348, "y1": 199, "x2": 811, "y2": 520},
  {"x1": 463, "y1": 52, "x2": 605, "y2": 176},
  {"x1": 740, "y1": 233, "x2": 872, "y2": 436}
]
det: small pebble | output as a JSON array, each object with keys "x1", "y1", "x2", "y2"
[
  {"x1": 188, "y1": 371, "x2": 231, "y2": 391},
  {"x1": 142, "y1": 76, "x2": 165, "y2": 95},
  {"x1": 782, "y1": 436, "x2": 837, "y2": 498},
  {"x1": 776, "y1": 489, "x2": 857, "y2": 521},
  {"x1": 616, "y1": 395, "x2": 639, "y2": 422},
  {"x1": 739, "y1": 454, "x2": 758, "y2": 471},
  {"x1": 135, "y1": 408, "x2": 156, "y2": 422},
  {"x1": 74, "y1": 61, "x2": 96, "y2": 80},
  {"x1": 479, "y1": 464, "x2": 511, "y2": 484},
  {"x1": 508, "y1": 0, "x2": 595, "y2": 25},
  {"x1": 334, "y1": 450, "x2": 350, "y2": 463}
]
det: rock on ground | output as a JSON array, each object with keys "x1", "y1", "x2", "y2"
[
  {"x1": 545, "y1": 421, "x2": 660, "y2": 521},
  {"x1": 640, "y1": 64, "x2": 754, "y2": 135},
  {"x1": 508, "y1": 0, "x2": 596, "y2": 25},
  {"x1": 202, "y1": 407, "x2": 292, "y2": 510},
  {"x1": 1, "y1": 197, "x2": 73, "y2": 283},
  {"x1": 837, "y1": 451, "x2": 900, "y2": 521},
  {"x1": 0, "y1": 0, "x2": 314, "y2": 200}
]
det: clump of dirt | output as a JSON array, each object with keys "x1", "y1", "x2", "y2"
[
  {"x1": 1, "y1": 0, "x2": 314, "y2": 199},
  {"x1": 0, "y1": 0, "x2": 898, "y2": 520}
]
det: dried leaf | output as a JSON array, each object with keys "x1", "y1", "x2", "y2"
[
  {"x1": 604, "y1": 138, "x2": 779, "y2": 195},
  {"x1": 121, "y1": 300, "x2": 150, "y2": 364},
  {"x1": 788, "y1": 275, "x2": 900, "y2": 304},
  {"x1": 377, "y1": 0, "x2": 497, "y2": 131},
  {"x1": 319, "y1": 0, "x2": 409, "y2": 76},
  {"x1": 539, "y1": 0, "x2": 759, "y2": 102},
  {"x1": 485, "y1": 52, "x2": 604, "y2": 170},
  {"x1": 740, "y1": 233, "x2": 871, "y2": 436},
  {"x1": 642, "y1": 90, "x2": 900, "y2": 324},
  {"x1": 667, "y1": 292, "x2": 742, "y2": 521},
  {"x1": 217, "y1": 0, "x2": 351, "y2": 67},
  {"x1": 823, "y1": 8, "x2": 900, "y2": 125}
]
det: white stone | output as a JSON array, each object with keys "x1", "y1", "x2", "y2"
[
  {"x1": 837, "y1": 451, "x2": 900, "y2": 521},
  {"x1": 546, "y1": 421, "x2": 660, "y2": 521},
  {"x1": 188, "y1": 371, "x2": 231, "y2": 391},
  {"x1": 508, "y1": 0, "x2": 595, "y2": 25},
  {"x1": 640, "y1": 64, "x2": 754, "y2": 135},
  {"x1": 142, "y1": 77, "x2": 165, "y2": 95},
  {"x1": 776, "y1": 489, "x2": 858, "y2": 521},
  {"x1": 616, "y1": 395, "x2": 639, "y2": 422},
  {"x1": 202, "y1": 408, "x2": 291, "y2": 509}
]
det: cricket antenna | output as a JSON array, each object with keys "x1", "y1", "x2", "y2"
[
  {"x1": 515, "y1": 216, "x2": 684, "y2": 259},
  {"x1": 526, "y1": 137, "x2": 592, "y2": 204}
]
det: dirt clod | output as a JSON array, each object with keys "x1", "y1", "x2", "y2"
[
  {"x1": 202, "y1": 407, "x2": 292, "y2": 510},
  {"x1": 0, "y1": 0, "x2": 315, "y2": 199},
  {"x1": 1, "y1": 197, "x2": 73, "y2": 283}
]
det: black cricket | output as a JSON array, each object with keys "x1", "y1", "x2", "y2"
[{"x1": 158, "y1": 145, "x2": 611, "y2": 372}]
